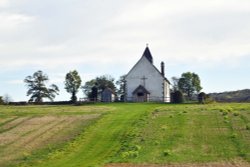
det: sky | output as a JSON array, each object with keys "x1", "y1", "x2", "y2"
[{"x1": 0, "y1": 0, "x2": 250, "y2": 101}]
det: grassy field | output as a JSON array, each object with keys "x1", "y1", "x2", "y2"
[{"x1": 0, "y1": 103, "x2": 249, "y2": 167}]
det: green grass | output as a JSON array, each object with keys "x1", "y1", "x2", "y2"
[{"x1": 0, "y1": 103, "x2": 249, "y2": 167}]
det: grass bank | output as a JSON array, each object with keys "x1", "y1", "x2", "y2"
[{"x1": 0, "y1": 103, "x2": 249, "y2": 167}]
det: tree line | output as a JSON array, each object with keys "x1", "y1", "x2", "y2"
[
  {"x1": 22, "y1": 70, "x2": 126, "y2": 103},
  {"x1": 1, "y1": 70, "x2": 204, "y2": 104}
]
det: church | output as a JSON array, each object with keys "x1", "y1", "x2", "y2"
[{"x1": 125, "y1": 46, "x2": 171, "y2": 102}]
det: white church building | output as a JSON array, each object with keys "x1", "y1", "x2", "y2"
[{"x1": 125, "y1": 46, "x2": 171, "y2": 102}]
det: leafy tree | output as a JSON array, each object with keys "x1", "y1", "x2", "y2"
[
  {"x1": 65, "y1": 70, "x2": 82, "y2": 103},
  {"x1": 0, "y1": 96, "x2": 4, "y2": 104},
  {"x1": 116, "y1": 74, "x2": 126, "y2": 101},
  {"x1": 83, "y1": 79, "x2": 97, "y2": 98},
  {"x1": 171, "y1": 76, "x2": 179, "y2": 91},
  {"x1": 178, "y1": 72, "x2": 202, "y2": 100},
  {"x1": 82, "y1": 75, "x2": 116, "y2": 99},
  {"x1": 24, "y1": 70, "x2": 59, "y2": 103},
  {"x1": 90, "y1": 84, "x2": 98, "y2": 101}
]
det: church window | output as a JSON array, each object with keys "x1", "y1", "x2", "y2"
[{"x1": 137, "y1": 92, "x2": 144, "y2": 96}]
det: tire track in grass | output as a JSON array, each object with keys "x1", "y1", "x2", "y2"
[
  {"x1": 0, "y1": 117, "x2": 55, "y2": 164},
  {"x1": 0, "y1": 116, "x2": 67, "y2": 165},
  {"x1": 0, "y1": 116, "x2": 18, "y2": 127},
  {"x1": 0, "y1": 115, "x2": 102, "y2": 167},
  {"x1": 0, "y1": 116, "x2": 56, "y2": 147},
  {"x1": 0, "y1": 116, "x2": 32, "y2": 133}
]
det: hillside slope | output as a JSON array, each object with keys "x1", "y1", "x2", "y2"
[
  {"x1": 209, "y1": 89, "x2": 250, "y2": 102},
  {"x1": 0, "y1": 103, "x2": 249, "y2": 167}
]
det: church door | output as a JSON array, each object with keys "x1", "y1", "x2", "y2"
[
  {"x1": 132, "y1": 85, "x2": 150, "y2": 102},
  {"x1": 137, "y1": 92, "x2": 146, "y2": 102}
]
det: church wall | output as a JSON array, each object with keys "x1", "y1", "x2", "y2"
[
  {"x1": 125, "y1": 56, "x2": 167, "y2": 102},
  {"x1": 163, "y1": 80, "x2": 171, "y2": 102}
]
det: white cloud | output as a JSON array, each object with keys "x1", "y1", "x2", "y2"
[
  {"x1": 0, "y1": 0, "x2": 9, "y2": 7},
  {"x1": 0, "y1": 12, "x2": 35, "y2": 32},
  {"x1": 1, "y1": 0, "x2": 250, "y2": 101},
  {"x1": 0, "y1": 0, "x2": 250, "y2": 71}
]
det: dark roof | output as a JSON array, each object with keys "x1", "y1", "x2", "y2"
[
  {"x1": 143, "y1": 46, "x2": 153, "y2": 63},
  {"x1": 102, "y1": 87, "x2": 115, "y2": 94},
  {"x1": 125, "y1": 46, "x2": 171, "y2": 84},
  {"x1": 132, "y1": 85, "x2": 150, "y2": 94}
]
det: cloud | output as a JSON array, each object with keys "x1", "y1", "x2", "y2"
[
  {"x1": 0, "y1": 0, "x2": 9, "y2": 7},
  {"x1": 0, "y1": 12, "x2": 35, "y2": 32},
  {"x1": 0, "y1": 0, "x2": 250, "y2": 72},
  {"x1": 1, "y1": 0, "x2": 250, "y2": 101}
]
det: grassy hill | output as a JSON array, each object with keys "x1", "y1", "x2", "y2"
[{"x1": 0, "y1": 103, "x2": 249, "y2": 167}]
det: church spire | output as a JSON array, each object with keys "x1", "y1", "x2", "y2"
[{"x1": 142, "y1": 44, "x2": 153, "y2": 64}]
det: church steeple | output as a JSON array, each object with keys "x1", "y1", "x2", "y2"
[{"x1": 142, "y1": 44, "x2": 153, "y2": 64}]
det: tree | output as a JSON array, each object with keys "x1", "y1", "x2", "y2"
[
  {"x1": 64, "y1": 70, "x2": 82, "y2": 103},
  {"x1": 116, "y1": 74, "x2": 126, "y2": 101},
  {"x1": 171, "y1": 76, "x2": 179, "y2": 92},
  {"x1": 82, "y1": 75, "x2": 116, "y2": 99},
  {"x1": 24, "y1": 70, "x2": 59, "y2": 103},
  {"x1": 90, "y1": 84, "x2": 98, "y2": 101},
  {"x1": 178, "y1": 72, "x2": 202, "y2": 100},
  {"x1": 0, "y1": 96, "x2": 3, "y2": 104},
  {"x1": 2, "y1": 94, "x2": 13, "y2": 104}
]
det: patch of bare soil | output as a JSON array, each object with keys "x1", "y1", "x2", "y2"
[{"x1": 105, "y1": 162, "x2": 250, "y2": 167}]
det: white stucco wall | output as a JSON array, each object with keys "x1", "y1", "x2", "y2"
[
  {"x1": 163, "y1": 80, "x2": 171, "y2": 102},
  {"x1": 125, "y1": 56, "x2": 170, "y2": 102}
]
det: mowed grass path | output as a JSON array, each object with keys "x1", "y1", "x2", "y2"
[
  {"x1": 0, "y1": 103, "x2": 249, "y2": 167},
  {"x1": 28, "y1": 103, "x2": 160, "y2": 167}
]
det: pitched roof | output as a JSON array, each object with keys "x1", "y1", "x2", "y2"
[
  {"x1": 102, "y1": 87, "x2": 115, "y2": 94},
  {"x1": 125, "y1": 46, "x2": 170, "y2": 84},
  {"x1": 143, "y1": 46, "x2": 153, "y2": 63},
  {"x1": 132, "y1": 85, "x2": 150, "y2": 94}
]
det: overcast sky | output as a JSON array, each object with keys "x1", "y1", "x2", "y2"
[{"x1": 0, "y1": 0, "x2": 250, "y2": 101}]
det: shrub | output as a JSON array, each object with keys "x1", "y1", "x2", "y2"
[
  {"x1": 227, "y1": 107, "x2": 233, "y2": 112},
  {"x1": 198, "y1": 92, "x2": 206, "y2": 104},
  {"x1": 222, "y1": 110, "x2": 228, "y2": 116},
  {"x1": 230, "y1": 133, "x2": 237, "y2": 139},
  {"x1": 163, "y1": 150, "x2": 171, "y2": 156},
  {"x1": 154, "y1": 141, "x2": 160, "y2": 145},
  {"x1": 134, "y1": 145, "x2": 141, "y2": 151},
  {"x1": 171, "y1": 91, "x2": 184, "y2": 103},
  {"x1": 121, "y1": 151, "x2": 139, "y2": 159},
  {"x1": 233, "y1": 111, "x2": 240, "y2": 116},
  {"x1": 246, "y1": 124, "x2": 250, "y2": 130}
]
